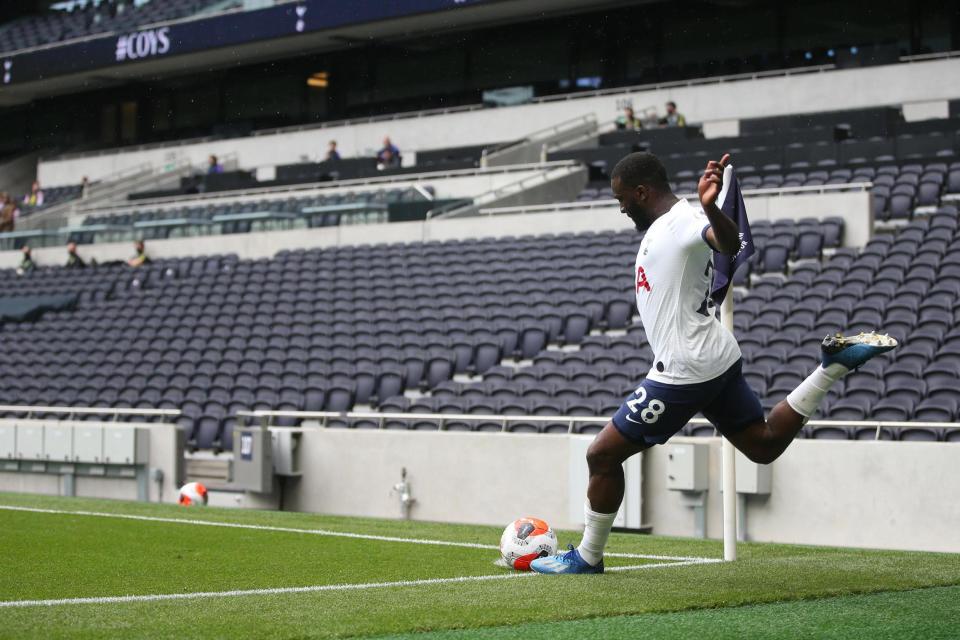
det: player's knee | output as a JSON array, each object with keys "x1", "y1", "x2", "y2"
[
  {"x1": 585, "y1": 442, "x2": 621, "y2": 475},
  {"x1": 743, "y1": 446, "x2": 778, "y2": 465}
]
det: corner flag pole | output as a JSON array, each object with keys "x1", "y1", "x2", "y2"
[
  {"x1": 721, "y1": 288, "x2": 737, "y2": 562},
  {"x1": 717, "y1": 163, "x2": 738, "y2": 562}
]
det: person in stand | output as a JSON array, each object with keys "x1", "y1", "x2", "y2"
[
  {"x1": 376, "y1": 137, "x2": 401, "y2": 170},
  {"x1": 0, "y1": 193, "x2": 16, "y2": 232},
  {"x1": 128, "y1": 240, "x2": 149, "y2": 268},
  {"x1": 23, "y1": 181, "x2": 44, "y2": 207},
  {"x1": 325, "y1": 140, "x2": 341, "y2": 162},
  {"x1": 616, "y1": 107, "x2": 643, "y2": 131},
  {"x1": 660, "y1": 101, "x2": 687, "y2": 127},
  {"x1": 65, "y1": 242, "x2": 86, "y2": 269},
  {"x1": 17, "y1": 245, "x2": 35, "y2": 276},
  {"x1": 207, "y1": 155, "x2": 224, "y2": 174}
]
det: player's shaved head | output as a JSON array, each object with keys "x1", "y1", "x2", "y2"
[
  {"x1": 610, "y1": 152, "x2": 670, "y2": 192},
  {"x1": 611, "y1": 152, "x2": 677, "y2": 232}
]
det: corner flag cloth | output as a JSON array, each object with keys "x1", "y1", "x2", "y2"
[{"x1": 710, "y1": 164, "x2": 755, "y2": 305}]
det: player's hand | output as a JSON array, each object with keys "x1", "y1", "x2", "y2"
[{"x1": 698, "y1": 153, "x2": 730, "y2": 209}]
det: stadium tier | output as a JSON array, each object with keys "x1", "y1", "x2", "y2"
[
  {"x1": 13, "y1": 154, "x2": 949, "y2": 251},
  {"x1": 77, "y1": 186, "x2": 431, "y2": 242},
  {"x1": 0, "y1": 0, "x2": 226, "y2": 53},
  {"x1": 581, "y1": 161, "x2": 960, "y2": 217},
  {"x1": 4, "y1": 3, "x2": 960, "y2": 633},
  {"x1": 1, "y1": 208, "x2": 958, "y2": 450},
  {"x1": 16, "y1": 182, "x2": 85, "y2": 215}
]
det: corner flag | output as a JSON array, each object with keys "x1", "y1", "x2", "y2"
[{"x1": 710, "y1": 165, "x2": 755, "y2": 305}]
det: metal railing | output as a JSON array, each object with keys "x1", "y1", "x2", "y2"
[
  {"x1": 19, "y1": 159, "x2": 193, "y2": 231},
  {"x1": 899, "y1": 50, "x2": 960, "y2": 63},
  {"x1": 426, "y1": 161, "x2": 584, "y2": 219},
  {"x1": 530, "y1": 64, "x2": 838, "y2": 104},
  {"x1": 77, "y1": 161, "x2": 573, "y2": 217},
  {"x1": 477, "y1": 181, "x2": 874, "y2": 217},
  {"x1": 481, "y1": 115, "x2": 598, "y2": 167},
  {"x1": 0, "y1": 405, "x2": 180, "y2": 421},
  {"x1": 235, "y1": 410, "x2": 959, "y2": 441}
]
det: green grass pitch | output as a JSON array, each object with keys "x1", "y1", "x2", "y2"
[{"x1": 1, "y1": 492, "x2": 959, "y2": 639}]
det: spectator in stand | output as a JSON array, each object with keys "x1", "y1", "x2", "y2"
[
  {"x1": 616, "y1": 107, "x2": 642, "y2": 131},
  {"x1": 325, "y1": 140, "x2": 341, "y2": 162},
  {"x1": 377, "y1": 137, "x2": 401, "y2": 170},
  {"x1": 23, "y1": 181, "x2": 44, "y2": 207},
  {"x1": 65, "y1": 242, "x2": 86, "y2": 269},
  {"x1": 17, "y1": 246, "x2": 35, "y2": 276},
  {"x1": 207, "y1": 155, "x2": 224, "y2": 174},
  {"x1": 660, "y1": 101, "x2": 687, "y2": 127},
  {"x1": 127, "y1": 240, "x2": 150, "y2": 268},
  {"x1": 0, "y1": 193, "x2": 16, "y2": 232},
  {"x1": 81, "y1": 176, "x2": 91, "y2": 199}
]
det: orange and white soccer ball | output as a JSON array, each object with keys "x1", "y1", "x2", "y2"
[
  {"x1": 178, "y1": 482, "x2": 208, "y2": 506},
  {"x1": 499, "y1": 517, "x2": 558, "y2": 570}
]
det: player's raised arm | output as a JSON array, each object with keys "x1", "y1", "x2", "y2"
[{"x1": 698, "y1": 153, "x2": 740, "y2": 255}]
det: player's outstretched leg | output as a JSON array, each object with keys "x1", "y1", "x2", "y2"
[
  {"x1": 728, "y1": 332, "x2": 897, "y2": 465},
  {"x1": 531, "y1": 424, "x2": 647, "y2": 574},
  {"x1": 787, "y1": 331, "x2": 897, "y2": 418}
]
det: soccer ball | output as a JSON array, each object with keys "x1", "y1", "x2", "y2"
[
  {"x1": 178, "y1": 482, "x2": 208, "y2": 506},
  {"x1": 499, "y1": 517, "x2": 558, "y2": 570}
]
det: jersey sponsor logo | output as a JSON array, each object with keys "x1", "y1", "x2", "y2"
[{"x1": 636, "y1": 265, "x2": 651, "y2": 293}]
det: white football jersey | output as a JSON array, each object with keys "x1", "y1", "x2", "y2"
[{"x1": 633, "y1": 198, "x2": 741, "y2": 384}]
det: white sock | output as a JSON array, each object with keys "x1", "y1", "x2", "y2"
[
  {"x1": 786, "y1": 363, "x2": 848, "y2": 418},
  {"x1": 577, "y1": 500, "x2": 617, "y2": 566}
]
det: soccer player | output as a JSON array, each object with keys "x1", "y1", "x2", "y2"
[{"x1": 531, "y1": 152, "x2": 896, "y2": 574}]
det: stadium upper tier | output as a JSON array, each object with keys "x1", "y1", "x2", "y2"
[
  {"x1": 0, "y1": 0, "x2": 227, "y2": 54},
  {"x1": 0, "y1": 205, "x2": 957, "y2": 449},
  {"x1": 34, "y1": 155, "x2": 950, "y2": 249},
  {"x1": 36, "y1": 55, "x2": 960, "y2": 187}
]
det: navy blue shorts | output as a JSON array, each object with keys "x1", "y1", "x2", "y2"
[{"x1": 612, "y1": 359, "x2": 764, "y2": 447}]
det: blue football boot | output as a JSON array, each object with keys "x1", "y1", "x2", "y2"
[
  {"x1": 530, "y1": 545, "x2": 604, "y2": 574},
  {"x1": 821, "y1": 332, "x2": 898, "y2": 371}
]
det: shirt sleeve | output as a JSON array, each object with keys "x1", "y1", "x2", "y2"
[{"x1": 676, "y1": 206, "x2": 713, "y2": 249}]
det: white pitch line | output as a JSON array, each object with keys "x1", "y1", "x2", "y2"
[
  {"x1": 0, "y1": 559, "x2": 720, "y2": 609},
  {"x1": 0, "y1": 505, "x2": 716, "y2": 563}
]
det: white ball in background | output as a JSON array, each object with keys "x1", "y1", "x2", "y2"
[{"x1": 178, "y1": 482, "x2": 208, "y2": 506}]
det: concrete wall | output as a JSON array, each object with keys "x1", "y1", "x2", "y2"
[
  {"x1": 644, "y1": 437, "x2": 960, "y2": 554},
  {"x1": 36, "y1": 57, "x2": 960, "y2": 185},
  {"x1": 0, "y1": 189, "x2": 870, "y2": 269},
  {"x1": 284, "y1": 430, "x2": 577, "y2": 527},
  {"x1": 266, "y1": 429, "x2": 959, "y2": 554}
]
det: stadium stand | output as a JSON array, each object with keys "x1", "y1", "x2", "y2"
[
  {"x1": 76, "y1": 187, "x2": 431, "y2": 242},
  {"x1": 18, "y1": 183, "x2": 85, "y2": 215},
  {"x1": 1, "y1": 201, "x2": 958, "y2": 450},
  {"x1": 30, "y1": 144, "x2": 948, "y2": 249},
  {"x1": 0, "y1": 0, "x2": 228, "y2": 53},
  {"x1": 3, "y1": 2, "x2": 960, "y2": 586}
]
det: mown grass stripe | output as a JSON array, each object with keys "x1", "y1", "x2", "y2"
[
  {"x1": 0, "y1": 504, "x2": 714, "y2": 562},
  {"x1": 0, "y1": 560, "x2": 716, "y2": 608}
]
